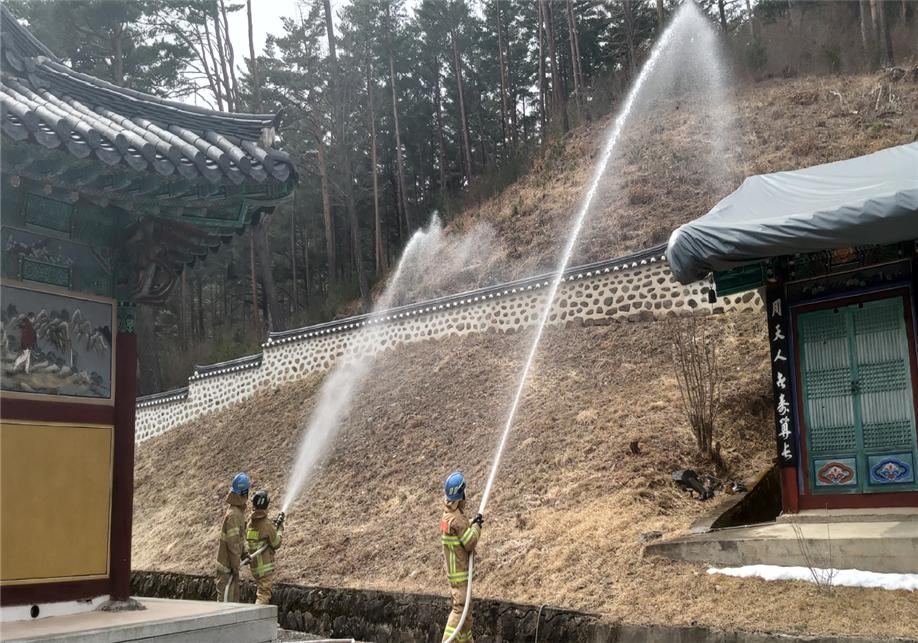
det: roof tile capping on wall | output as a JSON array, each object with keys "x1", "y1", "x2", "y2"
[{"x1": 135, "y1": 246, "x2": 763, "y2": 443}]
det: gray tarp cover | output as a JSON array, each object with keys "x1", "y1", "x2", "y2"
[{"x1": 666, "y1": 142, "x2": 918, "y2": 283}]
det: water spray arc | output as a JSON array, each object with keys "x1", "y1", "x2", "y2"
[
  {"x1": 280, "y1": 215, "x2": 499, "y2": 515},
  {"x1": 442, "y1": 5, "x2": 713, "y2": 641}
]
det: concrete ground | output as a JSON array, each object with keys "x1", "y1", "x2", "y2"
[
  {"x1": 0, "y1": 597, "x2": 276, "y2": 643},
  {"x1": 646, "y1": 509, "x2": 918, "y2": 573}
]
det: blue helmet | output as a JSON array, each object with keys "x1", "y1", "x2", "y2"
[
  {"x1": 444, "y1": 471, "x2": 466, "y2": 501},
  {"x1": 231, "y1": 473, "x2": 250, "y2": 495}
]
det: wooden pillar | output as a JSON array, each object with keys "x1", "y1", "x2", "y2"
[{"x1": 110, "y1": 302, "x2": 137, "y2": 601}]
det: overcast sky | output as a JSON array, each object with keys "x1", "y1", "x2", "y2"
[{"x1": 225, "y1": 0, "x2": 303, "y2": 60}]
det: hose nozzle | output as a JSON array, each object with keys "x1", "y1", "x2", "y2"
[{"x1": 274, "y1": 511, "x2": 286, "y2": 528}]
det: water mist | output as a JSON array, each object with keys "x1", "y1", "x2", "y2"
[
  {"x1": 446, "y1": 4, "x2": 731, "y2": 640},
  {"x1": 281, "y1": 216, "x2": 502, "y2": 513}
]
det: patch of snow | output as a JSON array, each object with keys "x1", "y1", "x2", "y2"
[{"x1": 707, "y1": 565, "x2": 918, "y2": 591}]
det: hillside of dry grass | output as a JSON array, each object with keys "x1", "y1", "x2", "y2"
[
  {"x1": 459, "y1": 71, "x2": 918, "y2": 278},
  {"x1": 135, "y1": 312, "x2": 918, "y2": 638},
  {"x1": 134, "y1": 71, "x2": 918, "y2": 637}
]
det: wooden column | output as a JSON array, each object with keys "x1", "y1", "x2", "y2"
[{"x1": 110, "y1": 302, "x2": 137, "y2": 601}]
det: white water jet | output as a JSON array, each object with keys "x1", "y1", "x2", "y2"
[
  {"x1": 281, "y1": 216, "x2": 502, "y2": 512},
  {"x1": 480, "y1": 0, "x2": 725, "y2": 517},
  {"x1": 446, "y1": 6, "x2": 730, "y2": 641}
]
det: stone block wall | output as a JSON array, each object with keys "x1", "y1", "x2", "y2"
[
  {"x1": 136, "y1": 251, "x2": 763, "y2": 444},
  {"x1": 131, "y1": 570, "x2": 900, "y2": 643}
]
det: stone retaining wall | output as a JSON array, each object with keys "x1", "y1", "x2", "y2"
[
  {"x1": 136, "y1": 250, "x2": 763, "y2": 444},
  {"x1": 131, "y1": 571, "x2": 913, "y2": 643}
]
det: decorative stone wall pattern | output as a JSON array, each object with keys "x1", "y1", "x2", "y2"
[{"x1": 136, "y1": 255, "x2": 763, "y2": 443}]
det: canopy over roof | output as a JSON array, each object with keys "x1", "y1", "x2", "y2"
[
  {"x1": 0, "y1": 7, "x2": 294, "y2": 217},
  {"x1": 667, "y1": 143, "x2": 918, "y2": 283}
]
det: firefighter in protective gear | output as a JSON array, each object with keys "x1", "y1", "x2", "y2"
[
  {"x1": 215, "y1": 473, "x2": 249, "y2": 602},
  {"x1": 246, "y1": 490, "x2": 284, "y2": 605},
  {"x1": 440, "y1": 471, "x2": 483, "y2": 643}
]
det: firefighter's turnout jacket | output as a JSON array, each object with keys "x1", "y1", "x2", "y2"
[
  {"x1": 440, "y1": 499, "x2": 480, "y2": 642},
  {"x1": 246, "y1": 510, "x2": 283, "y2": 604},
  {"x1": 215, "y1": 491, "x2": 247, "y2": 601}
]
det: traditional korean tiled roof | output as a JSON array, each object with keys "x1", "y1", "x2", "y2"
[{"x1": 0, "y1": 6, "x2": 293, "y2": 190}]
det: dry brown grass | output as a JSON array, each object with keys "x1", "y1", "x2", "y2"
[
  {"x1": 457, "y1": 72, "x2": 918, "y2": 277},
  {"x1": 133, "y1": 311, "x2": 918, "y2": 638},
  {"x1": 133, "y1": 71, "x2": 918, "y2": 638}
]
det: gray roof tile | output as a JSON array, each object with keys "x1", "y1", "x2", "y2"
[{"x1": 0, "y1": 6, "x2": 295, "y2": 188}]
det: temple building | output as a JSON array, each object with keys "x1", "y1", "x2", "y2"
[
  {"x1": 669, "y1": 143, "x2": 918, "y2": 513},
  {"x1": 0, "y1": 5, "x2": 294, "y2": 617}
]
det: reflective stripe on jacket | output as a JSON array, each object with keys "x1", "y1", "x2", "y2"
[
  {"x1": 216, "y1": 491, "x2": 247, "y2": 575},
  {"x1": 246, "y1": 509, "x2": 282, "y2": 579},
  {"x1": 440, "y1": 500, "x2": 479, "y2": 585}
]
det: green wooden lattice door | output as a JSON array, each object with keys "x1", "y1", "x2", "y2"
[{"x1": 799, "y1": 297, "x2": 918, "y2": 493}]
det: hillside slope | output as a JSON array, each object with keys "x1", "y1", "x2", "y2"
[
  {"x1": 134, "y1": 71, "x2": 918, "y2": 638},
  {"x1": 460, "y1": 71, "x2": 918, "y2": 278},
  {"x1": 135, "y1": 313, "x2": 918, "y2": 637}
]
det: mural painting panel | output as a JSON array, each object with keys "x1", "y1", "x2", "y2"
[{"x1": 1, "y1": 282, "x2": 115, "y2": 402}]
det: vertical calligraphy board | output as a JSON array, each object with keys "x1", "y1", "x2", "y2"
[{"x1": 766, "y1": 285, "x2": 797, "y2": 467}]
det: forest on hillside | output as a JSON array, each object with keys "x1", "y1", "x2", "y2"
[{"x1": 6, "y1": 0, "x2": 914, "y2": 393}]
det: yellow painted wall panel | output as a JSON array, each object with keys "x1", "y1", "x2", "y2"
[{"x1": 0, "y1": 422, "x2": 112, "y2": 584}]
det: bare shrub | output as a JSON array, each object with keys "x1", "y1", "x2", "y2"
[
  {"x1": 667, "y1": 315, "x2": 723, "y2": 464},
  {"x1": 788, "y1": 513, "x2": 836, "y2": 593}
]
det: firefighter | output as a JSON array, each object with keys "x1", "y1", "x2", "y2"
[
  {"x1": 245, "y1": 490, "x2": 284, "y2": 605},
  {"x1": 215, "y1": 472, "x2": 249, "y2": 602},
  {"x1": 440, "y1": 471, "x2": 483, "y2": 643}
]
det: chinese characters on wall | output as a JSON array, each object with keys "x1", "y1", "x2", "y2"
[{"x1": 767, "y1": 287, "x2": 797, "y2": 467}]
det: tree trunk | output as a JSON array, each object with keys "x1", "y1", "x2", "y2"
[
  {"x1": 249, "y1": 228, "x2": 261, "y2": 338},
  {"x1": 543, "y1": 0, "x2": 568, "y2": 133},
  {"x1": 565, "y1": 0, "x2": 582, "y2": 116},
  {"x1": 537, "y1": 0, "x2": 546, "y2": 137},
  {"x1": 505, "y1": 19, "x2": 518, "y2": 148},
  {"x1": 195, "y1": 275, "x2": 205, "y2": 339},
  {"x1": 254, "y1": 210, "x2": 285, "y2": 331},
  {"x1": 179, "y1": 269, "x2": 187, "y2": 349},
  {"x1": 301, "y1": 218, "x2": 310, "y2": 308},
  {"x1": 859, "y1": 0, "x2": 873, "y2": 60},
  {"x1": 185, "y1": 25, "x2": 222, "y2": 111},
  {"x1": 219, "y1": 0, "x2": 239, "y2": 104},
  {"x1": 386, "y1": 5, "x2": 411, "y2": 234},
  {"x1": 315, "y1": 142, "x2": 336, "y2": 282},
  {"x1": 745, "y1": 0, "x2": 756, "y2": 40},
  {"x1": 877, "y1": 0, "x2": 894, "y2": 66},
  {"x1": 433, "y1": 56, "x2": 448, "y2": 196},
  {"x1": 656, "y1": 0, "x2": 665, "y2": 30},
  {"x1": 717, "y1": 0, "x2": 728, "y2": 32},
  {"x1": 247, "y1": 0, "x2": 262, "y2": 109},
  {"x1": 111, "y1": 22, "x2": 124, "y2": 86},
  {"x1": 623, "y1": 0, "x2": 637, "y2": 79},
  {"x1": 136, "y1": 305, "x2": 161, "y2": 394},
  {"x1": 451, "y1": 29, "x2": 474, "y2": 182},
  {"x1": 366, "y1": 48, "x2": 385, "y2": 274},
  {"x1": 202, "y1": 19, "x2": 224, "y2": 111},
  {"x1": 869, "y1": 0, "x2": 880, "y2": 61},
  {"x1": 323, "y1": 0, "x2": 341, "y2": 145},
  {"x1": 290, "y1": 194, "x2": 298, "y2": 315},
  {"x1": 212, "y1": 6, "x2": 233, "y2": 111},
  {"x1": 496, "y1": 0, "x2": 510, "y2": 154},
  {"x1": 343, "y1": 168, "x2": 369, "y2": 306}
]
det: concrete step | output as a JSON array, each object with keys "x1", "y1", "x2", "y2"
[
  {"x1": 776, "y1": 507, "x2": 918, "y2": 524},
  {"x1": 645, "y1": 520, "x2": 918, "y2": 573},
  {"x1": 1, "y1": 597, "x2": 276, "y2": 643}
]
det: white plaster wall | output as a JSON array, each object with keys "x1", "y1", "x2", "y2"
[{"x1": 136, "y1": 260, "x2": 762, "y2": 443}]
